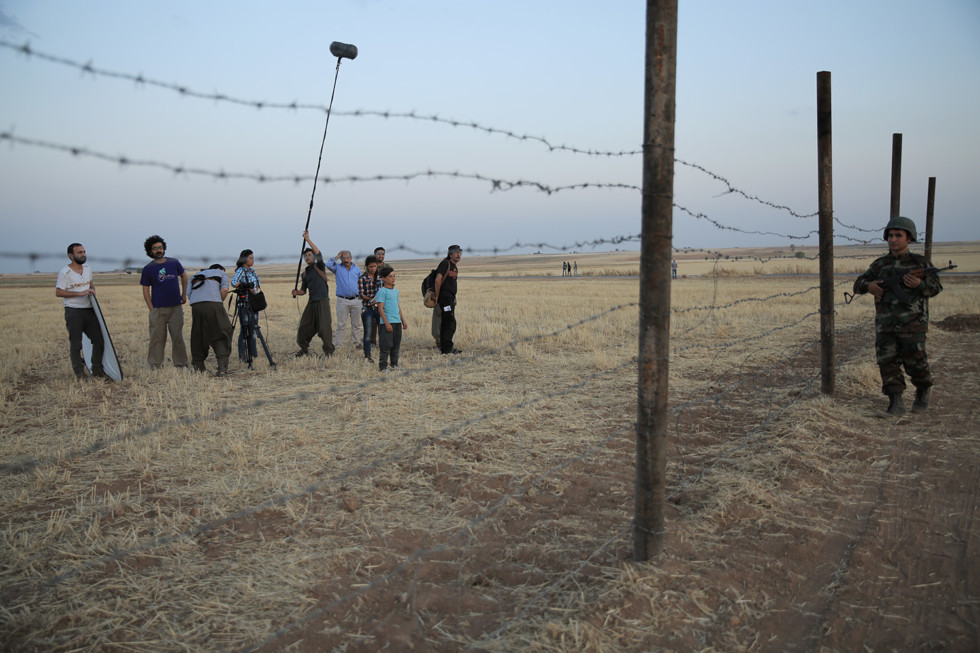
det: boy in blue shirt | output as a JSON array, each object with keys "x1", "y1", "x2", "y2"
[{"x1": 375, "y1": 265, "x2": 408, "y2": 372}]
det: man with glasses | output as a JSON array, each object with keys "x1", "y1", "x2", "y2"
[{"x1": 140, "y1": 234, "x2": 189, "y2": 368}]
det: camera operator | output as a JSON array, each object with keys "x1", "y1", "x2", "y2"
[
  {"x1": 188, "y1": 264, "x2": 233, "y2": 376},
  {"x1": 232, "y1": 249, "x2": 261, "y2": 363}
]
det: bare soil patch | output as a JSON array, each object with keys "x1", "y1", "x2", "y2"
[
  {"x1": 935, "y1": 313, "x2": 980, "y2": 332},
  {"x1": 247, "y1": 329, "x2": 980, "y2": 652}
]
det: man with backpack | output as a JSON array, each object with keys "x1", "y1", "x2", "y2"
[{"x1": 433, "y1": 245, "x2": 462, "y2": 354}]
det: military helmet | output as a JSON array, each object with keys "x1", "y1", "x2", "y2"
[{"x1": 883, "y1": 216, "x2": 917, "y2": 242}]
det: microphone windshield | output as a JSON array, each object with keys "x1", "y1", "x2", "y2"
[{"x1": 330, "y1": 42, "x2": 358, "y2": 60}]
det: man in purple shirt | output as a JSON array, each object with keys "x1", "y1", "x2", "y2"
[{"x1": 140, "y1": 234, "x2": 189, "y2": 368}]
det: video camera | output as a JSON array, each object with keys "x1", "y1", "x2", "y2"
[{"x1": 234, "y1": 281, "x2": 255, "y2": 297}]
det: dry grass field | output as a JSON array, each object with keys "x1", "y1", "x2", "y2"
[{"x1": 1, "y1": 243, "x2": 979, "y2": 651}]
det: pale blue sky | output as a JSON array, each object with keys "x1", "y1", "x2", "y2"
[{"x1": 1, "y1": 1, "x2": 978, "y2": 272}]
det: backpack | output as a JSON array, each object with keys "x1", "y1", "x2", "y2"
[
  {"x1": 421, "y1": 269, "x2": 438, "y2": 297},
  {"x1": 421, "y1": 268, "x2": 438, "y2": 308}
]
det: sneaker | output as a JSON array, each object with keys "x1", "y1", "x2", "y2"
[{"x1": 364, "y1": 356, "x2": 374, "y2": 364}]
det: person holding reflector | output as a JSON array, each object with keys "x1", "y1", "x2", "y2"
[{"x1": 55, "y1": 243, "x2": 107, "y2": 380}]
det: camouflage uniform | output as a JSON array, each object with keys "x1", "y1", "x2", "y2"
[{"x1": 853, "y1": 251, "x2": 943, "y2": 395}]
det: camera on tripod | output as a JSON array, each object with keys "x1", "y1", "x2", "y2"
[{"x1": 234, "y1": 281, "x2": 254, "y2": 297}]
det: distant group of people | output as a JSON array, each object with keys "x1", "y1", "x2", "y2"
[
  {"x1": 56, "y1": 234, "x2": 464, "y2": 379},
  {"x1": 55, "y1": 218, "x2": 945, "y2": 416},
  {"x1": 561, "y1": 261, "x2": 577, "y2": 276}
]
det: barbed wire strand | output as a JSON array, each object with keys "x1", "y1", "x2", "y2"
[
  {"x1": 0, "y1": 131, "x2": 885, "y2": 247},
  {"x1": 0, "y1": 37, "x2": 883, "y2": 231},
  {"x1": 0, "y1": 241, "x2": 896, "y2": 271}
]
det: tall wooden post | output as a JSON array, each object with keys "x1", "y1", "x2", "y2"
[
  {"x1": 925, "y1": 177, "x2": 936, "y2": 262},
  {"x1": 816, "y1": 72, "x2": 835, "y2": 395},
  {"x1": 635, "y1": 0, "x2": 677, "y2": 561},
  {"x1": 890, "y1": 134, "x2": 902, "y2": 219}
]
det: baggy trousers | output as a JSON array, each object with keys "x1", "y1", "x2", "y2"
[
  {"x1": 190, "y1": 301, "x2": 233, "y2": 372},
  {"x1": 297, "y1": 298, "x2": 335, "y2": 356}
]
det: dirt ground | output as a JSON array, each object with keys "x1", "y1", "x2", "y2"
[
  {"x1": 245, "y1": 316, "x2": 979, "y2": 652},
  {"x1": 2, "y1": 307, "x2": 977, "y2": 651}
]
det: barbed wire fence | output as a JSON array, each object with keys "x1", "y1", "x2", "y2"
[{"x1": 0, "y1": 38, "x2": 951, "y2": 650}]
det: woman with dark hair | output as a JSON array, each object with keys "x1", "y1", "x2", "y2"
[{"x1": 232, "y1": 249, "x2": 261, "y2": 362}]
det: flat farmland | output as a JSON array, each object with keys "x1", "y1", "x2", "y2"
[{"x1": 1, "y1": 245, "x2": 979, "y2": 651}]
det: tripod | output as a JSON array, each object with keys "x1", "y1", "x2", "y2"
[{"x1": 232, "y1": 291, "x2": 276, "y2": 369}]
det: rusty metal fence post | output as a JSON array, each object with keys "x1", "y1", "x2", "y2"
[
  {"x1": 635, "y1": 0, "x2": 677, "y2": 561},
  {"x1": 925, "y1": 177, "x2": 936, "y2": 262},
  {"x1": 890, "y1": 133, "x2": 902, "y2": 218},
  {"x1": 817, "y1": 72, "x2": 835, "y2": 395}
]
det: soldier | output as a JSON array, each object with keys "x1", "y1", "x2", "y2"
[{"x1": 852, "y1": 216, "x2": 943, "y2": 416}]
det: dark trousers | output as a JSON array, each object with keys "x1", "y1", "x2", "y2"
[
  {"x1": 439, "y1": 303, "x2": 456, "y2": 353},
  {"x1": 361, "y1": 306, "x2": 379, "y2": 358},
  {"x1": 238, "y1": 304, "x2": 259, "y2": 361},
  {"x1": 297, "y1": 298, "x2": 335, "y2": 356},
  {"x1": 379, "y1": 322, "x2": 402, "y2": 370},
  {"x1": 65, "y1": 307, "x2": 104, "y2": 378},
  {"x1": 191, "y1": 302, "x2": 233, "y2": 372}
]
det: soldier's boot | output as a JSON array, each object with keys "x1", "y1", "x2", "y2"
[
  {"x1": 911, "y1": 387, "x2": 931, "y2": 413},
  {"x1": 884, "y1": 393, "x2": 906, "y2": 417}
]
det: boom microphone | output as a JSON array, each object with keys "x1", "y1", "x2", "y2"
[
  {"x1": 330, "y1": 42, "x2": 358, "y2": 60},
  {"x1": 293, "y1": 41, "x2": 359, "y2": 291}
]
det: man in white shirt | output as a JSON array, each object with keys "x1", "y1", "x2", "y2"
[{"x1": 55, "y1": 243, "x2": 106, "y2": 380}]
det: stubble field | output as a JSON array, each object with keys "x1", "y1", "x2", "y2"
[{"x1": 1, "y1": 245, "x2": 979, "y2": 651}]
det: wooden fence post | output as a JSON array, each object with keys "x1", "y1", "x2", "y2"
[
  {"x1": 635, "y1": 0, "x2": 678, "y2": 561},
  {"x1": 817, "y1": 71, "x2": 835, "y2": 395}
]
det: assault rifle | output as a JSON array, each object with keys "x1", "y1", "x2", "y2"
[{"x1": 844, "y1": 260, "x2": 956, "y2": 305}]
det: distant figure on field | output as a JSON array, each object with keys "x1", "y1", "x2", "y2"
[
  {"x1": 852, "y1": 217, "x2": 943, "y2": 416},
  {"x1": 671, "y1": 259, "x2": 677, "y2": 279},
  {"x1": 434, "y1": 245, "x2": 462, "y2": 354},
  {"x1": 187, "y1": 264, "x2": 233, "y2": 376},
  {"x1": 573, "y1": 261, "x2": 577, "y2": 276},
  {"x1": 140, "y1": 235, "x2": 188, "y2": 368},
  {"x1": 562, "y1": 261, "x2": 567, "y2": 276},
  {"x1": 55, "y1": 243, "x2": 106, "y2": 380},
  {"x1": 375, "y1": 265, "x2": 408, "y2": 371},
  {"x1": 291, "y1": 231, "x2": 335, "y2": 358},
  {"x1": 326, "y1": 250, "x2": 362, "y2": 349}
]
